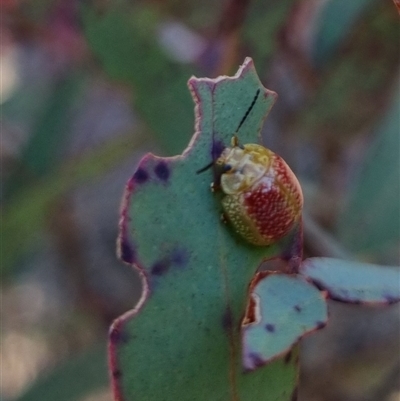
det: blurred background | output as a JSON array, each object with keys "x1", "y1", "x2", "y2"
[{"x1": 1, "y1": 1, "x2": 399, "y2": 400}]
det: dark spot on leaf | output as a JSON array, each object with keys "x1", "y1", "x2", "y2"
[
  {"x1": 151, "y1": 250, "x2": 188, "y2": 277},
  {"x1": 211, "y1": 139, "x2": 225, "y2": 160},
  {"x1": 294, "y1": 305, "x2": 302, "y2": 313},
  {"x1": 284, "y1": 351, "x2": 293, "y2": 364},
  {"x1": 265, "y1": 324, "x2": 275, "y2": 332},
  {"x1": 248, "y1": 352, "x2": 264, "y2": 369},
  {"x1": 110, "y1": 327, "x2": 129, "y2": 344},
  {"x1": 154, "y1": 161, "x2": 170, "y2": 181},
  {"x1": 222, "y1": 306, "x2": 233, "y2": 331},
  {"x1": 112, "y1": 369, "x2": 122, "y2": 379},
  {"x1": 310, "y1": 280, "x2": 325, "y2": 292},
  {"x1": 120, "y1": 240, "x2": 135, "y2": 264},
  {"x1": 170, "y1": 248, "x2": 189, "y2": 267},
  {"x1": 384, "y1": 295, "x2": 398, "y2": 304},
  {"x1": 133, "y1": 168, "x2": 148, "y2": 184},
  {"x1": 151, "y1": 259, "x2": 171, "y2": 276},
  {"x1": 315, "y1": 321, "x2": 326, "y2": 330}
]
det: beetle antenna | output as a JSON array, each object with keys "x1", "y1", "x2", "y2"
[
  {"x1": 235, "y1": 89, "x2": 260, "y2": 133},
  {"x1": 196, "y1": 89, "x2": 260, "y2": 174},
  {"x1": 196, "y1": 161, "x2": 214, "y2": 174}
]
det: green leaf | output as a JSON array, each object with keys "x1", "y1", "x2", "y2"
[
  {"x1": 5, "y1": 74, "x2": 85, "y2": 197},
  {"x1": 243, "y1": 0, "x2": 297, "y2": 74},
  {"x1": 296, "y1": 3, "x2": 398, "y2": 141},
  {"x1": 2, "y1": 132, "x2": 146, "y2": 278},
  {"x1": 81, "y1": 3, "x2": 196, "y2": 155},
  {"x1": 312, "y1": 0, "x2": 378, "y2": 68},
  {"x1": 242, "y1": 272, "x2": 328, "y2": 370},
  {"x1": 111, "y1": 59, "x2": 299, "y2": 400},
  {"x1": 337, "y1": 93, "x2": 400, "y2": 256},
  {"x1": 16, "y1": 343, "x2": 107, "y2": 401},
  {"x1": 300, "y1": 257, "x2": 400, "y2": 304}
]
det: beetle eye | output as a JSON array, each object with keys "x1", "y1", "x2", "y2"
[{"x1": 223, "y1": 164, "x2": 232, "y2": 172}]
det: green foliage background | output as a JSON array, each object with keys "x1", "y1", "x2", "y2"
[{"x1": 2, "y1": 0, "x2": 398, "y2": 400}]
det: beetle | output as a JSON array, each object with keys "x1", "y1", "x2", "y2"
[{"x1": 197, "y1": 90, "x2": 303, "y2": 246}]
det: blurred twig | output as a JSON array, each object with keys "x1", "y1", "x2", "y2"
[
  {"x1": 394, "y1": 0, "x2": 400, "y2": 14},
  {"x1": 47, "y1": 196, "x2": 117, "y2": 326},
  {"x1": 303, "y1": 212, "x2": 351, "y2": 260},
  {"x1": 213, "y1": 0, "x2": 251, "y2": 75},
  {"x1": 370, "y1": 362, "x2": 400, "y2": 401}
]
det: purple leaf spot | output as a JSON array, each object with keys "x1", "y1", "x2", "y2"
[
  {"x1": 315, "y1": 321, "x2": 326, "y2": 330},
  {"x1": 154, "y1": 162, "x2": 170, "y2": 181},
  {"x1": 222, "y1": 306, "x2": 233, "y2": 331},
  {"x1": 310, "y1": 280, "x2": 325, "y2": 292},
  {"x1": 211, "y1": 139, "x2": 225, "y2": 160},
  {"x1": 384, "y1": 295, "x2": 399, "y2": 304},
  {"x1": 110, "y1": 327, "x2": 130, "y2": 344},
  {"x1": 170, "y1": 248, "x2": 189, "y2": 267},
  {"x1": 294, "y1": 305, "x2": 302, "y2": 313},
  {"x1": 265, "y1": 324, "x2": 275, "y2": 333},
  {"x1": 133, "y1": 168, "x2": 148, "y2": 184},
  {"x1": 248, "y1": 352, "x2": 264, "y2": 369},
  {"x1": 151, "y1": 259, "x2": 171, "y2": 276},
  {"x1": 120, "y1": 240, "x2": 135, "y2": 264},
  {"x1": 112, "y1": 369, "x2": 122, "y2": 379},
  {"x1": 151, "y1": 249, "x2": 189, "y2": 276}
]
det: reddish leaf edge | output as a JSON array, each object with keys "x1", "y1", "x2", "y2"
[
  {"x1": 109, "y1": 268, "x2": 148, "y2": 401},
  {"x1": 110, "y1": 57, "x2": 278, "y2": 401},
  {"x1": 116, "y1": 57, "x2": 278, "y2": 269},
  {"x1": 299, "y1": 258, "x2": 400, "y2": 306},
  {"x1": 306, "y1": 279, "x2": 400, "y2": 306},
  {"x1": 241, "y1": 271, "x2": 329, "y2": 372},
  {"x1": 186, "y1": 57, "x2": 277, "y2": 153}
]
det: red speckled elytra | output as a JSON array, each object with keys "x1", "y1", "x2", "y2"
[
  {"x1": 215, "y1": 138, "x2": 303, "y2": 246},
  {"x1": 197, "y1": 89, "x2": 303, "y2": 246}
]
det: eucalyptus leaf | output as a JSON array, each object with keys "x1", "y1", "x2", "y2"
[
  {"x1": 337, "y1": 92, "x2": 400, "y2": 257},
  {"x1": 242, "y1": 272, "x2": 328, "y2": 370},
  {"x1": 111, "y1": 59, "x2": 299, "y2": 400},
  {"x1": 312, "y1": 0, "x2": 378, "y2": 68},
  {"x1": 300, "y1": 257, "x2": 400, "y2": 304},
  {"x1": 82, "y1": 3, "x2": 195, "y2": 156},
  {"x1": 5, "y1": 74, "x2": 84, "y2": 198}
]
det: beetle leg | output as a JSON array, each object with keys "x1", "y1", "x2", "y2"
[
  {"x1": 231, "y1": 135, "x2": 244, "y2": 149},
  {"x1": 231, "y1": 135, "x2": 239, "y2": 147},
  {"x1": 210, "y1": 181, "x2": 221, "y2": 192},
  {"x1": 220, "y1": 212, "x2": 229, "y2": 224}
]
